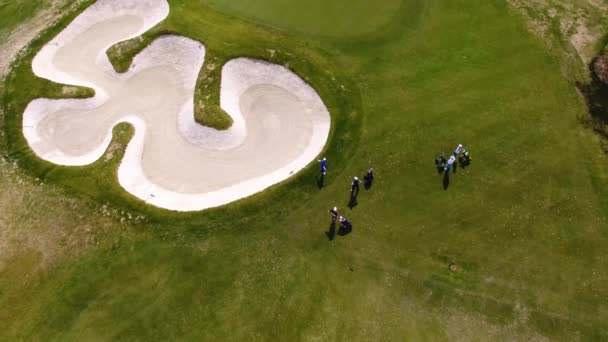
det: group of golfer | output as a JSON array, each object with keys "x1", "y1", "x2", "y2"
[
  {"x1": 318, "y1": 157, "x2": 375, "y2": 234},
  {"x1": 319, "y1": 144, "x2": 472, "y2": 236},
  {"x1": 435, "y1": 144, "x2": 471, "y2": 173}
]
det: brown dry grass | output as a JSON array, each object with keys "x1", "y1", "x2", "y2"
[
  {"x1": 508, "y1": 0, "x2": 608, "y2": 82},
  {"x1": 0, "y1": 147, "x2": 145, "y2": 274},
  {"x1": 595, "y1": 52, "x2": 608, "y2": 84},
  {"x1": 0, "y1": 2, "x2": 144, "y2": 274}
]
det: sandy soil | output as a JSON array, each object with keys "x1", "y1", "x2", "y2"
[{"x1": 22, "y1": 0, "x2": 331, "y2": 211}]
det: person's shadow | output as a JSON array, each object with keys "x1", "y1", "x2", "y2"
[
  {"x1": 348, "y1": 191, "x2": 358, "y2": 209},
  {"x1": 443, "y1": 171, "x2": 450, "y2": 190},
  {"x1": 364, "y1": 178, "x2": 373, "y2": 190},
  {"x1": 317, "y1": 174, "x2": 325, "y2": 189},
  {"x1": 325, "y1": 221, "x2": 336, "y2": 241}
]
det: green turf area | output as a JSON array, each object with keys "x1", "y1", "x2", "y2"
[
  {"x1": 0, "y1": 0, "x2": 47, "y2": 38},
  {"x1": 2, "y1": 0, "x2": 608, "y2": 340},
  {"x1": 202, "y1": 0, "x2": 402, "y2": 38}
]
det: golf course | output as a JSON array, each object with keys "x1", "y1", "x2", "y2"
[{"x1": 1, "y1": 0, "x2": 607, "y2": 340}]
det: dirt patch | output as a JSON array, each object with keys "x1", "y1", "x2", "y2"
[
  {"x1": 104, "y1": 142, "x2": 121, "y2": 161},
  {"x1": 594, "y1": 52, "x2": 608, "y2": 84},
  {"x1": 577, "y1": 54, "x2": 608, "y2": 148},
  {"x1": 61, "y1": 85, "x2": 80, "y2": 97}
]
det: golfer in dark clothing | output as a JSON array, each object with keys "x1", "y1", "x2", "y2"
[
  {"x1": 339, "y1": 216, "x2": 353, "y2": 230},
  {"x1": 351, "y1": 176, "x2": 360, "y2": 197},
  {"x1": 329, "y1": 206, "x2": 338, "y2": 222},
  {"x1": 364, "y1": 168, "x2": 374, "y2": 184},
  {"x1": 460, "y1": 149, "x2": 471, "y2": 166},
  {"x1": 436, "y1": 153, "x2": 447, "y2": 173}
]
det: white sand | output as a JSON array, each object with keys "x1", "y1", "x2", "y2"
[{"x1": 22, "y1": 0, "x2": 331, "y2": 211}]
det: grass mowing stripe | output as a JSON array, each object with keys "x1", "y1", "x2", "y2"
[{"x1": 1, "y1": 0, "x2": 608, "y2": 340}]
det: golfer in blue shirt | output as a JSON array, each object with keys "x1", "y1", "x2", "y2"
[{"x1": 318, "y1": 158, "x2": 327, "y2": 175}]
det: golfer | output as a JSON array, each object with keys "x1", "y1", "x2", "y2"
[
  {"x1": 364, "y1": 168, "x2": 374, "y2": 183},
  {"x1": 339, "y1": 216, "x2": 353, "y2": 230},
  {"x1": 329, "y1": 206, "x2": 338, "y2": 222},
  {"x1": 351, "y1": 176, "x2": 361, "y2": 193},
  {"x1": 454, "y1": 144, "x2": 463, "y2": 156},
  {"x1": 445, "y1": 155, "x2": 456, "y2": 172},
  {"x1": 460, "y1": 149, "x2": 471, "y2": 165},
  {"x1": 318, "y1": 158, "x2": 327, "y2": 175}
]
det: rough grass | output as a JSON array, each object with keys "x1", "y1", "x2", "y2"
[
  {"x1": 2, "y1": 0, "x2": 608, "y2": 340},
  {"x1": 507, "y1": 0, "x2": 608, "y2": 151},
  {"x1": 508, "y1": 0, "x2": 608, "y2": 82},
  {"x1": 0, "y1": 0, "x2": 48, "y2": 39}
]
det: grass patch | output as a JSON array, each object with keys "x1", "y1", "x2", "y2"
[
  {"x1": 0, "y1": 0, "x2": 48, "y2": 39},
  {"x1": 201, "y1": 0, "x2": 402, "y2": 38},
  {"x1": 2, "y1": 0, "x2": 608, "y2": 340}
]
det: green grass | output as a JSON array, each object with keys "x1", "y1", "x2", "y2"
[
  {"x1": 202, "y1": 0, "x2": 402, "y2": 38},
  {"x1": 2, "y1": 0, "x2": 608, "y2": 340},
  {"x1": 0, "y1": 0, "x2": 47, "y2": 39}
]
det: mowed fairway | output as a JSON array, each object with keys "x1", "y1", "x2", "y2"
[
  {"x1": 1, "y1": 0, "x2": 608, "y2": 340},
  {"x1": 201, "y1": 0, "x2": 402, "y2": 37}
]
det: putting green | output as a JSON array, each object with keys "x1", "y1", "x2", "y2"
[
  {"x1": 200, "y1": 0, "x2": 403, "y2": 37},
  {"x1": 1, "y1": 0, "x2": 608, "y2": 340}
]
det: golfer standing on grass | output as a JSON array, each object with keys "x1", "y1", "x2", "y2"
[
  {"x1": 318, "y1": 157, "x2": 327, "y2": 176},
  {"x1": 364, "y1": 168, "x2": 374, "y2": 184},
  {"x1": 445, "y1": 155, "x2": 456, "y2": 172},
  {"x1": 351, "y1": 176, "x2": 360, "y2": 195},
  {"x1": 329, "y1": 206, "x2": 338, "y2": 222},
  {"x1": 339, "y1": 216, "x2": 353, "y2": 231}
]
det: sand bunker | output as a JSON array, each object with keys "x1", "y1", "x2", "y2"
[{"x1": 22, "y1": 0, "x2": 331, "y2": 211}]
